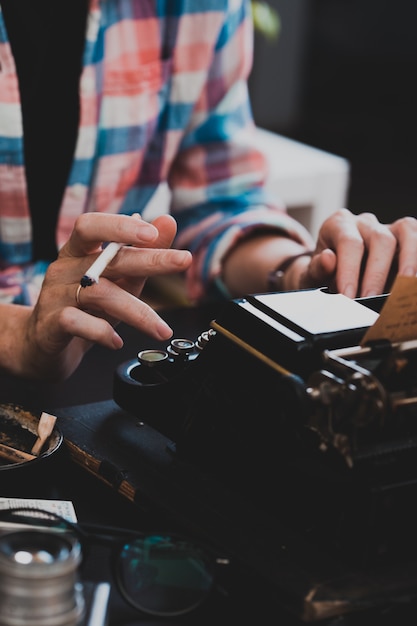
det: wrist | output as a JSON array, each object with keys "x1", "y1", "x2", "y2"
[{"x1": 268, "y1": 252, "x2": 313, "y2": 292}]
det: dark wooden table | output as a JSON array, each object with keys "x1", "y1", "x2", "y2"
[{"x1": 2, "y1": 301, "x2": 417, "y2": 626}]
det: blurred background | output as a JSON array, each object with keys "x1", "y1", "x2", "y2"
[{"x1": 249, "y1": 0, "x2": 417, "y2": 224}]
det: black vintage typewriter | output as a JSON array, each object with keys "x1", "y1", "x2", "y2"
[
  {"x1": 63, "y1": 287, "x2": 417, "y2": 622},
  {"x1": 113, "y1": 288, "x2": 417, "y2": 558}
]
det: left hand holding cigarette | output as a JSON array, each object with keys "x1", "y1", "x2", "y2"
[{"x1": 11, "y1": 212, "x2": 192, "y2": 381}]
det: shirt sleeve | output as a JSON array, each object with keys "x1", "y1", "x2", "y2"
[{"x1": 168, "y1": 0, "x2": 315, "y2": 302}]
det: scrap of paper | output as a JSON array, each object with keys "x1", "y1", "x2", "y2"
[
  {"x1": 361, "y1": 275, "x2": 417, "y2": 345},
  {"x1": 0, "y1": 497, "x2": 77, "y2": 533},
  {"x1": 255, "y1": 288, "x2": 379, "y2": 334}
]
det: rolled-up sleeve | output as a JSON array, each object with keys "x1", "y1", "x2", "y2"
[{"x1": 168, "y1": 0, "x2": 314, "y2": 301}]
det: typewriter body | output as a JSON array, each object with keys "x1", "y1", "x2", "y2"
[{"x1": 114, "y1": 288, "x2": 417, "y2": 567}]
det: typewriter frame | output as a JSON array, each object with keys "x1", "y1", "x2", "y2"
[{"x1": 110, "y1": 290, "x2": 417, "y2": 620}]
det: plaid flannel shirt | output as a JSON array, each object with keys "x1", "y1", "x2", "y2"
[{"x1": 0, "y1": 0, "x2": 312, "y2": 305}]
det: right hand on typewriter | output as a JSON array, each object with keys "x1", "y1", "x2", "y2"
[{"x1": 297, "y1": 209, "x2": 417, "y2": 299}]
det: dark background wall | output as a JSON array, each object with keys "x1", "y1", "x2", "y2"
[{"x1": 249, "y1": 0, "x2": 417, "y2": 224}]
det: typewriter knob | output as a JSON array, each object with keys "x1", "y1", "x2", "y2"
[
  {"x1": 138, "y1": 349, "x2": 169, "y2": 367},
  {"x1": 167, "y1": 338, "x2": 196, "y2": 360},
  {"x1": 196, "y1": 329, "x2": 216, "y2": 350}
]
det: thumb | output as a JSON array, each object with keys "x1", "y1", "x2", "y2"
[{"x1": 150, "y1": 214, "x2": 178, "y2": 249}]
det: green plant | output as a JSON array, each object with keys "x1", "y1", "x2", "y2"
[{"x1": 251, "y1": 1, "x2": 281, "y2": 42}]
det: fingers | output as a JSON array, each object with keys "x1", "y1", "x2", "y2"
[
  {"x1": 390, "y1": 216, "x2": 417, "y2": 277},
  {"x1": 91, "y1": 246, "x2": 192, "y2": 284},
  {"x1": 54, "y1": 246, "x2": 191, "y2": 304},
  {"x1": 299, "y1": 248, "x2": 337, "y2": 291},
  {"x1": 150, "y1": 214, "x2": 178, "y2": 249},
  {"x1": 58, "y1": 305, "x2": 126, "y2": 350},
  {"x1": 34, "y1": 212, "x2": 192, "y2": 359},
  {"x1": 350, "y1": 213, "x2": 397, "y2": 297},
  {"x1": 30, "y1": 265, "x2": 177, "y2": 377},
  {"x1": 317, "y1": 209, "x2": 398, "y2": 298},
  {"x1": 23, "y1": 212, "x2": 191, "y2": 380},
  {"x1": 61, "y1": 214, "x2": 184, "y2": 280},
  {"x1": 318, "y1": 209, "x2": 367, "y2": 297},
  {"x1": 65, "y1": 281, "x2": 175, "y2": 344},
  {"x1": 61, "y1": 213, "x2": 160, "y2": 258},
  {"x1": 71, "y1": 255, "x2": 190, "y2": 342},
  {"x1": 43, "y1": 244, "x2": 191, "y2": 340}
]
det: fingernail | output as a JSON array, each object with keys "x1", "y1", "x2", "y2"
[
  {"x1": 138, "y1": 224, "x2": 158, "y2": 242},
  {"x1": 156, "y1": 319, "x2": 173, "y2": 340},
  {"x1": 174, "y1": 250, "x2": 192, "y2": 266},
  {"x1": 343, "y1": 284, "x2": 357, "y2": 299},
  {"x1": 112, "y1": 332, "x2": 124, "y2": 349}
]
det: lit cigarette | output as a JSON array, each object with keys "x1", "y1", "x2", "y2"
[{"x1": 80, "y1": 241, "x2": 124, "y2": 287}]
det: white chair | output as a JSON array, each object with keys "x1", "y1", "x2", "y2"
[{"x1": 253, "y1": 127, "x2": 350, "y2": 239}]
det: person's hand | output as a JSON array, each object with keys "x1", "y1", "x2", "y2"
[
  {"x1": 15, "y1": 212, "x2": 192, "y2": 381},
  {"x1": 296, "y1": 209, "x2": 417, "y2": 298}
]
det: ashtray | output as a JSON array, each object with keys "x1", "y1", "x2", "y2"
[{"x1": 0, "y1": 404, "x2": 63, "y2": 495}]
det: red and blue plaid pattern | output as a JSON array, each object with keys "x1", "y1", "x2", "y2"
[{"x1": 0, "y1": 0, "x2": 311, "y2": 304}]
